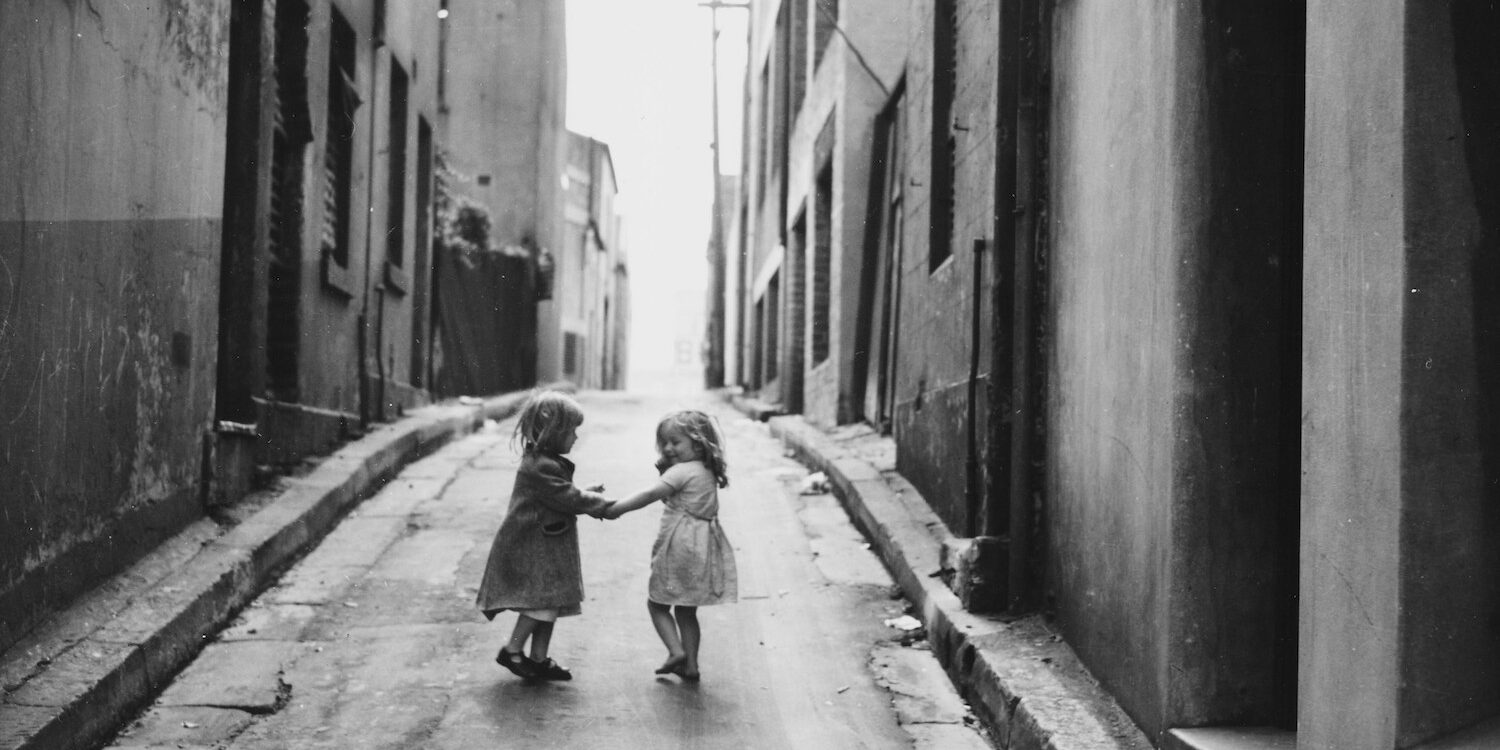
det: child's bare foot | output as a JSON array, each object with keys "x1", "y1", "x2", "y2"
[{"x1": 655, "y1": 654, "x2": 687, "y2": 675}]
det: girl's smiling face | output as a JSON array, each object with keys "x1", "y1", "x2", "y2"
[{"x1": 658, "y1": 426, "x2": 699, "y2": 466}]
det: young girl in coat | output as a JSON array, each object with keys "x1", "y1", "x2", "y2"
[
  {"x1": 606, "y1": 410, "x2": 738, "y2": 681},
  {"x1": 476, "y1": 390, "x2": 610, "y2": 681}
]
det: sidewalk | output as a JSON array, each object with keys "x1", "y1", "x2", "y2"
[
  {"x1": 725, "y1": 392, "x2": 1151, "y2": 750},
  {"x1": 0, "y1": 392, "x2": 532, "y2": 750}
]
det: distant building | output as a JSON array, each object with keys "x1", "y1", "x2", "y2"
[
  {"x1": 432, "y1": 0, "x2": 569, "y2": 397},
  {"x1": 560, "y1": 131, "x2": 630, "y2": 390}
]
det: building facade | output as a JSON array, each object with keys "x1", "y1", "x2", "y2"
[
  {"x1": 562, "y1": 131, "x2": 629, "y2": 390},
  {"x1": 0, "y1": 0, "x2": 606, "y2": 659},
  {"x1": 728, "y1": 0, "x2": 1500, "y2": 745},
  {"x1": 440, "y1": 0, "x2": 571, "y2": 390}
]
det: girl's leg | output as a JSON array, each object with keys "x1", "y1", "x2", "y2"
[
  {"x1": 498, "y1": 614, "x2": 541, "y2": 677},
  {"x1": 506, "y1": 614, "x2": 541, "y2": 653},
  {"x1": 528, "y1": 620, "x2": 555, "y2": 662},
  {"x1": 675, "y1": 606, "x2": 701, "y2": 677},
  {"x1": 648, "y1": 600, "x2": 686, "y2": 670}
]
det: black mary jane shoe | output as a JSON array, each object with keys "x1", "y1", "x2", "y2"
[
  {"x1": 496, "y1": 648, "x2": 536, "y2": 679},
  {"x1": 528, "y1": 656, "x2": 573, "y2": 681}
]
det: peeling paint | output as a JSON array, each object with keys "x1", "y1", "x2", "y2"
[{"x1": 161, "y1": 0, "x2": 228, "y2": 101}]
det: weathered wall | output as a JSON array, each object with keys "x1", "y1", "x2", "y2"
[
  {"x1": 0, "y1": 0, "x2": 229, "y2": 650},
  {"x1": 892, "y1": 0, "x2": 996, "y2": 532},
  {"x1": 1302, "y1": 0, "x2": 1500, "y2": 744},
  {"x1": 1048, "y1": 0, "x2": 1306, "y2": 737},
  {"x1": 794, "y1": 0, "x2": 906, "y2": 429},
  {"x1": 372, "y1": 0, "x2": 440, "y2": 404},
  {"x1": 1046, "y1": 1, "x2": 1186, "y2": 736},
  {"x1": 297, "y1": 0, "x2": 376, "y2": 415},
  {"x1": 442, "y1": 0, "x2": 566, "y2": 386}
]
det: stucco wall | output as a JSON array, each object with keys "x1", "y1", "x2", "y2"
[
  {"x1": 441, "y1": 0, "x2": 566, "y2": 387},
  {"x1": 1049, "y1": 0, "x2": 1307, "y2": 737},
  {"x1": 1047, "y1": 1, "x2": 1187, "y2": 736},
  {"x1": 0, "y1": 0, "x2": 229, "y2": 650},
  {"x1": 297, "y1": 0, "x2": 375, "y2": 415},
  {"x1": 1302, "y1": 0, "x2": 1500, "y2": 744}
]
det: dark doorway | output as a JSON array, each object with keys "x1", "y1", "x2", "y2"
[
  {"x1": 1200, "y1": 0, "x2": 1305, "y2": 727},
  {"x1": 856, "y1": 83, "x2": 905, "y2": 434}
]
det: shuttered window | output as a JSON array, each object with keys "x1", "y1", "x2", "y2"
[{"x1": 322, "y1": 8, "x2": 358, "y2": 279}]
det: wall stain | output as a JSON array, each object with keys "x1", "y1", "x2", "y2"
[{"x1": 161, "y1": 0, "x2": 228, "y2": 102}]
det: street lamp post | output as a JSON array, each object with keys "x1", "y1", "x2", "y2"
[{"x1": 699, "y1": 1, "x2": 748, "y2": 389}]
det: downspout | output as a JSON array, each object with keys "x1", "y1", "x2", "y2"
[
  {"x1": 966, "y1": 238, "x2": 987, "y2": 537},
  {"x1": 359, "y1": 12, "x2": 385, "y2": 428},
  {"x1": 778, "y1": 7, "x2": 790, "y2": 250},
  {"x1": 735, "y1": 16, "x2": 754, "y2": 386},
  {"x1": 738, "y1": 16, "x2": 756, "y2": 387},
  {"x1": 987, "y1": 0, "x2": 1022, "y2": 546},
  {"x1": 777, "y1": 4, "x2": 796, "y2": 411}
]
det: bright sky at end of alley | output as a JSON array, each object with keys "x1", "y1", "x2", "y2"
[{"x1": 565, "y1": 0, "x2": 747, "y2": 391}]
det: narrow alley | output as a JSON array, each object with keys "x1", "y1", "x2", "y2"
[{"x1": 102, "y1": 392, "x2": 990, "y2": 749}]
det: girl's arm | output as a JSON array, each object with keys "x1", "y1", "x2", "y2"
[
  {"x1": 529, "y1": 459, "x2": 611, "y2": 517},
  {"x1": 605, "y1": 480, "x2": 674, "y2": 519}
]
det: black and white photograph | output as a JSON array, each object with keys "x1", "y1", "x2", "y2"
[{"x1": 2, "y1": 1, "x2": 1496, "y2": 749}]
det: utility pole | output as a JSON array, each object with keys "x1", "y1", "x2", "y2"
[{"x1": 700, "y1": 1, "x2": 749, "y2": 389}]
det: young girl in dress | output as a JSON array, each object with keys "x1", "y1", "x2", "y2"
[
  {"x1": 606, "y1": 410, "x2": 738, "y2": 681},
  {"x1": 476, "y1": 390, "x2": 610, "y2": 681}
]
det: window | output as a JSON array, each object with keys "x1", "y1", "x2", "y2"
[
  {"x1": 321, "y1": 7, "x2": 359, "y2": 292},
  {"x1": 386, "y1": 59, "x2": 409, "y2": 271},
  {"x1": 411, "y1": 116, "x2": 435, "y2": 388},
  {"x1": 812, "y1": 166, "x2": 832, "y2": 364},
  {"x1": 771, "y1": 7, "x2": 788, "y2": 190},
  {"x1": 929, "y1": 0, "x2": 957, "y2": 271},
  {"x1": 757, "y1": 61, "x2": 771, "y2": 206},
  {"x1": 268, "y1": 0, "x2": 312, "y2": 400},
  {"x1": 764, "y1": 271, "x2": 780, "y2": 382}
]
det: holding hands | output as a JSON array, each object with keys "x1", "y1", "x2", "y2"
[{"x1": 592, "y1": 459, "x2": 679, "y2": 522}]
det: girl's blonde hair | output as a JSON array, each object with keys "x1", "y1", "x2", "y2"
[
  {"x1": 513, "y1": 390, "x2": 585, "y2": 453},
  {"x1": 657, "y1": 410, "x2": 729, "y2": 488}
]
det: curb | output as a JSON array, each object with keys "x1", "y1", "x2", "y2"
[
  {"x1": 728, "y1": 394, "x2": 1151, "y2": 750},
  {"x1": 0, "y1": 391, "x2": 532, "y2": 750}
]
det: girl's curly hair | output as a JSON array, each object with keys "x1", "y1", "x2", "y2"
[
  {"x1": 657, "y1": 410, "x2": 729, "y2": 488},
  {"x1": 513, "y1": 390, "x2": 585, "y2": 454}
]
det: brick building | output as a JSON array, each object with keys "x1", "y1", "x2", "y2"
[{"x1": 727, "y1": 0, "x2": 1500, "y2": 745}]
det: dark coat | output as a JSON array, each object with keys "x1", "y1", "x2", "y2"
[{"x1": 476, "y1": 450, "x2": 609, "y2": 618}]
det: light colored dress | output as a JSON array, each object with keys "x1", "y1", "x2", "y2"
[{"x1": 649, "y1": 460, "x2": 738, "y2": 606}]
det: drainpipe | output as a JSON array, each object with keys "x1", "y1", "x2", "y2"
[
  {"x1": 966, "y1": 238, "x2": 987, "y2": 537},
  {"x1": 735, "y1": 16, "x2": 753, "y2": 387},
  {"x1": 359, "y1": 8, "x2": 386, "y2": 428}
]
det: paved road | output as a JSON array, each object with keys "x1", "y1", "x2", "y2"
[{"x1": 103, "y1": 391, "x2": 989, "y2": 749}]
